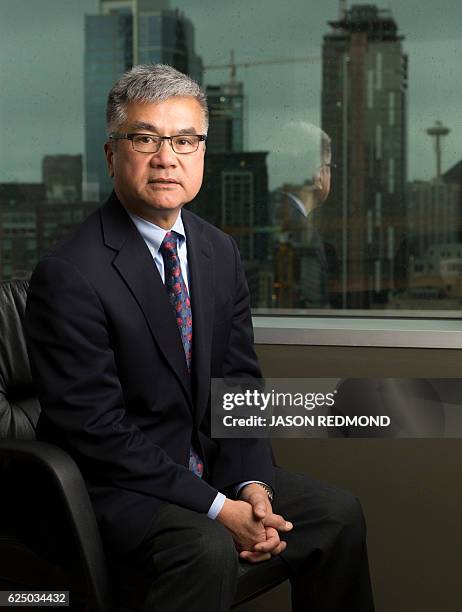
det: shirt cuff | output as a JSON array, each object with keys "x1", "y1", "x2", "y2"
[
  {"x1": 207, "y1": 492, "x2": 226, "y2": 519},
  {"x1": 235, "y1": 480, "x2": 273, "y2": 498}
]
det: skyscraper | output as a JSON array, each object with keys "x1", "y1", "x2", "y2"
[
  {"x1": 84, "y1": 0, "x2": 203, "y2": 202},
  {"x1": 407, "y1": 180, "x2": 460, "y2": 258},
  {"x1": 321, "y1": 3, "x2": 408, "y2": 307},
  {"x1": 191, "y1": 151, "x2": 270, "y2": 307},
  {"x1": 443, "y1": 159, "x2": 462, "y2": 214},
  {"x1": 205, "y1": 81, "x2": 244, "y2": 153}
]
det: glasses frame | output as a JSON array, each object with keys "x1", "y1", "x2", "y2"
[{"x1": 109, "y1": 132, "x2": 207, "y2": 154}]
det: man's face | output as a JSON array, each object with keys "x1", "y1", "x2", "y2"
[
  {"x1": 317, "y1": 156, "x2": 332, "y2": 204},
  {"x1": 104, "y1": 97, "x2": 206, "y2": 226}
]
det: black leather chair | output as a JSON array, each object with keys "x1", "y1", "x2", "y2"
[{"x1": 0, "y1": 279, "x2": 289, "y2": 611}]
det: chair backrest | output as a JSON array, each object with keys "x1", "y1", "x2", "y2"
[{"x1": 0, "y1": 279, "x2": 41, "y2": 439}]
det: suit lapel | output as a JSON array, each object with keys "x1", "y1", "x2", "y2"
[
  {"x1": 182, "y1": 209, "x2": 214, "y2": 427},
  {"x1": 100, "y1": 194, "x2": 192, "y2": 404}
]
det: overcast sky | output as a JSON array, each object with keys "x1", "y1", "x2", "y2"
[{"x1": 1, "y1": 0, "x2": 461, "y2": 188}]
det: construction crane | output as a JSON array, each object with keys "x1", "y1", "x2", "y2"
[{"x1": 203, "y1": 50, "x2": 320, "y2": 83}]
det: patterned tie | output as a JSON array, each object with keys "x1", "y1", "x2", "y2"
[{"x1": 159, "y1": 231, "x2": 203, "y2": 478}]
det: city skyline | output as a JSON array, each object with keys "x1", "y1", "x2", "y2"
[{"x1": 1, "y1": 0, "x2": 461, "y2": 190}]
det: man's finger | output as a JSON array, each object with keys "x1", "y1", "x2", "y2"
[
  {"x1": 251, "y1": 501, "x2": 268, "y2": 519},
  {"x1": 263, "y1": 512, "x2": 293, "y2": 532},
  {"x1": 271, "y1": 541, "x2": 287, "y2": 556},
  {"x1": 246, "y1": 491, "x2": 270, "y2": 517},
  {"x1": 254, "y1": 534, "x2": 280, "y2": 553},
  {"x1": 254, "y1": 526, "x2": 280, "y2": 553},
  {"x1": 239, "y1": 550, "x2": 271, "y2": 563}
]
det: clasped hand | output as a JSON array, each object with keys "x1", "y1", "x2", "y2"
[{"x1": 217, "y1": 483, "x2": 293, "y2": 563}]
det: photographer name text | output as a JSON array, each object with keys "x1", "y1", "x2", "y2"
[{"x1": 223, "y1": 414, "x2": 391, "y2": 428}]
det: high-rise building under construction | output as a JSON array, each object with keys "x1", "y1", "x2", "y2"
[{"x1": 321, "y1": 3, "x2": 408, "y2": 307}]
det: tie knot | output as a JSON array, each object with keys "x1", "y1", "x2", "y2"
[{"x1": 160, "y1": 231, "x2": 179, "y2": 255}]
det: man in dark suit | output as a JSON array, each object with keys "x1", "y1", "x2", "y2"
[
  {"x1": 274, "y1": 124, "x2": 340, "y2": 308},
  {"x1": 25, "y1": 64, "x2": 374, "y2": 611}
]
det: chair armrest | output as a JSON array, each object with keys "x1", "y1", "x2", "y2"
[{"x1": 0, "y1": 439, "x2": 112, "y2": 612}]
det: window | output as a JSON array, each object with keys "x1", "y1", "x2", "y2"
[{"x1": 2, "y1": 0, "x2": 461, "y2": 313}]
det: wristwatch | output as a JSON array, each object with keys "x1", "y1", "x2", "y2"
[{"x1": 255, "y1": 482, "x2": 274, "y2": 503}]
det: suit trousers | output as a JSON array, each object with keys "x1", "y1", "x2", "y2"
[{"x1": 109, "y1": 467, "x2": 375, "y2": 612}]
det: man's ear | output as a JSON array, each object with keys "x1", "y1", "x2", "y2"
[
  {"x1": 104, "y1": 142, "x2": 115, "y2": 178},
  {"x1": 316, "y1": 166, "x2": 331, "y2": 203},
  {"x1": 314, "y1": 170, "x2": 323, "y2": 190}
]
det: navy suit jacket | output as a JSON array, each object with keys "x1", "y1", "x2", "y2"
[{"x1": 25, "y1": 192, "x2": 275, "y2": 556}]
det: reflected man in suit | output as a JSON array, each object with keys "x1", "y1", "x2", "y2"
[
  {"x1": 25, "y1": 64, "x2": 374, "y2": 611},
  {"x1": 274, "y1": 123, "x2": 339, "y2": 308}
]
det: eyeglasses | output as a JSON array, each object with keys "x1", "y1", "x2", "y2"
[{"x1": 109, "y1": 133, "x2": 207, "y2": 154}]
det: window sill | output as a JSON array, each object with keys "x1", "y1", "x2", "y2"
[{"x1": 252, "y1": 316, "x2": 462, "y2": 349}]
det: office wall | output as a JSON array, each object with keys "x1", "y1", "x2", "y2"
[{"x1": 236, "y1": 345, "x2": 462, "y2": 611}]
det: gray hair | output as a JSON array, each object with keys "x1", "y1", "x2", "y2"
[{"x1": 106, "y1": 64, "x2": 208, "y2": 135}]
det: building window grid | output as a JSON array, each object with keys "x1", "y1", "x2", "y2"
[{"x1": 221, "y1": 171, "x2": 254, "y2": 259}]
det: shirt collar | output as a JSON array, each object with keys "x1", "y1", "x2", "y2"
[
  {"x1": 128, "y1": 210, "x2": 186, "y2": 255},
  {"x1": 276, "y1": 190, "x2": 308, "y2": 218}
]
